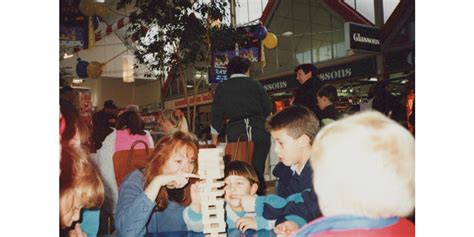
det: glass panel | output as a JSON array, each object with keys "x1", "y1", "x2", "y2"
[
  {"x1": 331, "y1": 15, "x2": 345, "y2": 58},
  {"x1": 236, "y1": 0, "x2": 250, "y2": 25},
  {"x1": 263, "y1": 47, "x2": 278, "y2": 75},
  {"x1": 383, "y1": 0, "x2": 400, "y2": 23},
  {"x1": 294, "y1": 37, "x2": 312, "y2": 64},
  {"x1": 235, "y1": 0, "x2": 269, "y2": 25},
  {"x1": 292, "y1": 0, "x2": 310, "y2": 23},
  {"x1": 354, "y1": 0, "x2": 375, "y2": 23},
  {"x1": 344, "y1": 0, "x2": 356, "y2": 8},
  {"x1": 248, "y1": 0, "x2": 267, "y2": 22},
  {"x1": 275, "y1": 0, "x2": 292, "y2": 19}
]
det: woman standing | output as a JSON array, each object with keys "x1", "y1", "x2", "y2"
[{"x1": 95, "y1": 111, "x2": 154, "y2": 215}]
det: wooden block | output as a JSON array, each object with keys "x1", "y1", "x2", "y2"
[
  {"x1": 198, "y1": 148, "x2": 225, "y2": 159},
  {"x1": 197, "y1": 171, "x2": 223, "y2": 177},
  {"x1": 198, "y1": 181, "x2": 224, "y2": 188},
  {"x1": 199, "y1": 188, "x2": 225, "y2": 196},
  {"x1": 201, "y1": 198, "x2": 224, "y2": 208},
  {"x1": 202, "y1": 208, "x2": 225, "y2": 216},
  {"x1": 204, "y1": 233, "x2": 226, "y2": 237},
  {"x1": 203, "y1": 222, "x2": 226, "y2": 232}
]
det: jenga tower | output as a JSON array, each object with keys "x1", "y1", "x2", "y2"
[{"x1": 198, "y1": 148, "x2": 227, "y2": 237}]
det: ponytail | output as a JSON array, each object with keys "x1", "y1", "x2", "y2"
[{"x1": 174, "y1": 109, "x2": 189, "y2": 134}]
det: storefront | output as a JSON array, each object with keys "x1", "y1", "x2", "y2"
[
  {"x1": 159, "y1": 0, "x2": 415, "y2": 137},
  {"x1": 259, "y1": 55, "x2": 378, "y2": 113}
]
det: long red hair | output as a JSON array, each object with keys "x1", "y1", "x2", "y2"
[{"x1": 143, "y1": 131, "x2": 198, "y2": 211}]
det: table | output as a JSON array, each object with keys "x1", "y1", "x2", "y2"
[{"x1": 146, "y1": 229, "x2": 276, "y2": 237}]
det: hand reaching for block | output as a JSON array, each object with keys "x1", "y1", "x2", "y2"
[{"x1": 158, "y1": 171, "x2": 200, "y2": 189}]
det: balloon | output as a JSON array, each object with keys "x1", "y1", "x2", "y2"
[
  {"x1": 87, "y1": 61, "x2": 104, "y2": 79},
  {"x1": 255, "y1": 26, "x2": 268, "y2": 40},
  {"x1": 76, "y1": 60, "x2": 89, "y2": 78},
  {"x1": 95, "y1": 3, "x2": 109, "y2": 18},
  {"x1": 79, "y1": 0, "x2": 95, "y2": 17},
  {"x1": 263, "y1": 32, "x2": 278, "y2": 49}
]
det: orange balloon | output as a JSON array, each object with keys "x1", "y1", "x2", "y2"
[
  {"x1": 263, "y1": 32, "x2": 278, "y2": 49},
  {"x1": 79, "y1": 0, "x2": 95, "y2": 17},
  {"x1": 95, "y1": 3, "x2": 109, "y2": 18},
  {"x1": 87, "y1": 61, "x2": 104, "y2": 79}
]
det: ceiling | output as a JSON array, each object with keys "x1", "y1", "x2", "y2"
[{"x1": 60, "y1": 0, "x2": 158, "y2": 81}]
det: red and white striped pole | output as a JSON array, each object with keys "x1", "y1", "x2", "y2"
[{"x1": 95, "y1": 16, "x2": 131, "y2": 42}]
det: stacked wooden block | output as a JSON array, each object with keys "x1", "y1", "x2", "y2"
[{"x1": 198, "y1": 148, "x2": 227, "y2": 237}]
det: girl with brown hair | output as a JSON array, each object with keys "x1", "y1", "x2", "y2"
[{"x1": 60, "y1": 99, "x2": 104, "y2": 236}]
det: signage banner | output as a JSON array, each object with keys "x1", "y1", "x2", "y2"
[
  {"x1": 209, "y1": 25, "x2": 262, "y2": 84},
  {"x1": 260, "y1": 74, "x2": 299, "y2": 93},
  {"x1": 164, "y1": 92, "x2": 214, "y2": 109},
  {"x1": 317, "y1": 57, "x2": 377, "y2": 82},
  {"x1": 60, "y1": 0, "x2": 89, "y2": 51},
  {"x1": 345, "y1": 22, "x2": 381, "y2": 53}
]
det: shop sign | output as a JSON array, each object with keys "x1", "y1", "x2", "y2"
[
  {"x1": 260, "y1": 74, "x2": 300, "y2": 92},
  {"x1": 260, "y1": 57, "x2": 377, "y2": 92},
  {"x1": 345, "y1": 22, "x2": 381, "y2": 53},
  {"x1": 164, "y1": 92, "x2": 213, "y2": 109},
  {"x1": 208, "y1": 67, "x2": 228, "y2": 84},
  {"x1": 317, "y1": 57, "x2": 377, "y2": 82}
]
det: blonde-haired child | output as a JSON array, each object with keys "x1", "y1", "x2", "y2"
[
  {"x1": 159, "y1": 109, "x2": 189, "y2": 135},
  {"x1": 294, "y1": 111, "x2": 415, "y2": 236}
]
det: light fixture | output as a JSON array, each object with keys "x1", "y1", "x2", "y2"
[
  {"x1": 123, "y1": 55, "x2": 135, "y2": 83},
  {"x1": 72, "y1": 78, "x2": 83, "y2": 84},
  {"x1": 281, "y1": 31, "x2": 293, "y2": 37},
  {"x1": 94, "y1": 0, "x2": 105, "y2": 2},
  {"x1": 369, "y1": 77, "x2": 378, "y2": 81},
  {"x1": 63, "y1": 53, "x2": 74, "y2": 59},
  {"x1": 186, "y1": 84, "x2": 194, "y2": 88}
]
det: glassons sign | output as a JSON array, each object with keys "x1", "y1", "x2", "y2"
[{"x1": 344, "y1": 22, "x2": 381, "y2": 53}]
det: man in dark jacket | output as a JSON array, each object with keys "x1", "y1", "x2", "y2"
[
  {"x1": 211, "y1": 56, "x2": 273, "y2": 195},
  {"x1": 292, "y1": 64, "x2": 324, "y2": 119}
]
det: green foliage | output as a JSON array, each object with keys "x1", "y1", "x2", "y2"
[{"x1": 118, "y1": 0, "x2": 237, "y2": 79}]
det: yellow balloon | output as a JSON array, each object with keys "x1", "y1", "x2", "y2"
[
  {"x1": 263, "y1": 32, "x2": 278, "y2": 49},
  {"x1": 79, "y1": 0, "x2": 95, "y2": 17},
  {"x1": 95, "y1": 3, "x2": 109, "y2": 18}
]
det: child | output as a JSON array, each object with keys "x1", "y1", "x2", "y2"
[
  {"x1": 159, "y1": 109, "x2": 189, "y2": 135},
  {"x1": 60, "y1": 100, "x2": 104, "y2": 236},
  {"x1": 115, "y1": 132, "x2": 200, "y2": 236},
  {"x1": 184, "y1": 160, "x2": 291, "y2": 232},
  {"x1": 264, "y1": 105, "x2": 323, "y2": 233},
  {"x1": 316, "y1": 85, "x2": 338, "y2": 126},
  {"x1": 293, "y1": 111, "x2": 415, "y2": 236}
]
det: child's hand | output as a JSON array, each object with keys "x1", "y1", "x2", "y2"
[
  {"x1": 189, "y1": 181, "x2": 203, "y2": 213},
  {"x1": 235, "y1": 216, "x2": 257, "y2": 232},
  {"x1": 239, "y1": 195, "x2": 256, "y2": 213},
  {"x1": 274, "y1": 221, "x2": 298, "y2": 236}
]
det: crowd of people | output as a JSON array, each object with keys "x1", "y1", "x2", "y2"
[{"x1": 60, "y1": 56, "x2": 415, "y2": 237}]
